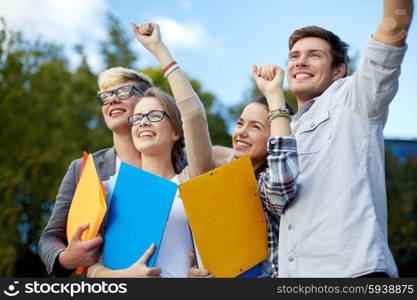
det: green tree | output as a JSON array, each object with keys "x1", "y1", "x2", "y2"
[
  {"x1": 0, "y1": 18, "x2": 111, "y2": 277},
  {"x1": 0, "y1": 13, "x2": 233, "y2": 277},
  {"x1": 142, "y1": 67, "x2": 231, "y2": 146},
  {"x1": 2, "y1": 13, "x2": 415, "y2": 279},
  {"x1": 100, "y1": 13, "x2": 137, "y2": 69},
  {"x1": 0, "y1": 19, "x2": 70, "y2": 276},
  {"x1": 386, "y1": 151, "x2": 417, "y2": 277}
]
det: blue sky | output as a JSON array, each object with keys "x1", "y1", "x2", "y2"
[{"x1": 2, "y1": 0, "x2": 416, "y2": 139}]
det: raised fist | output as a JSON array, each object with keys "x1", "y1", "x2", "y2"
[
  {"x1": 131, "y1": 22, "x2": 163, "y2": 54},
  {"x1": 252, "y1": 64, "x2": 284, "y2": 96}
]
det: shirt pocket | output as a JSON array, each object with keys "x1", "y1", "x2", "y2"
[{"x1": 296, "y1": 111, "x2": 331, "y2": 155}]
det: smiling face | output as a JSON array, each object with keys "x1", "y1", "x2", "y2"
[
  {"x1": 131, "y1": 96, "x2": 180, "y2": 156},
  {"x1": 232, "y1": 102, "x2": 270, "y2": 171},
  {"x1": 101, "y1": 80, "x2": 142, "y2": 133},
  {"x1": 287, "y1": 37, "x2": 345, "y2": 104}
]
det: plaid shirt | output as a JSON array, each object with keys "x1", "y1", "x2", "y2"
[{"x1": 257, "y1": 135, "x2": 298, "y2": 278}]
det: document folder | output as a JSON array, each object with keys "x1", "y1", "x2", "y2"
[
  {"x1": 103, "y1": 162, "x2": 177, "y2": 269},
  {"x1": 179, "y1": 156, "x2": 268, "y2": 278},
  {"x1": 66, "y1": 153, "x2": 107, "y2": 275}
]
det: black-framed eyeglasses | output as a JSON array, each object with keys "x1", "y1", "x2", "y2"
[
  {"x1": 128, "y1": 110, "x2": 170, "y2": 126},
  {"x1": 97, "y1": 85, "x2": 144, "y2": 105}
]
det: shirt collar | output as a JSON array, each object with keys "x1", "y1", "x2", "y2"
[{"x1": 293, "y1": 99, "x2": 316, "y2": 121}]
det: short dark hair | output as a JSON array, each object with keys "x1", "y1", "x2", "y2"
[
  {"x1": 252, "y1": 95, "x2": 294, "y2": 115},
  {"x1": 289, "y1": 26, "x2": 349, "y2": 76}
]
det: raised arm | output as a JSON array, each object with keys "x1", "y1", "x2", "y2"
[
  {"x1": 253, "y1": 64, "x2": 298, "y2": 215},
  {"x1": 131, "y1": 22, "x2": 194, "y2": 101},
  {"x1": 252, "y1": 65, "x2": 291, "y2": 136},
  {"x1": 346, "y1": 1, "x2": 412, "y2": 118},
  {"x1": 374, "y1": 0, "x2": 414, "y2": 47},
  {"x1": 131, "y1": 22, "x2": 214, "y2": 177}
]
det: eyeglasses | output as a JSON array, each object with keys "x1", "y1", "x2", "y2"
[
  {"x1": 128, "y1": 110, "x2": 170, "y2": 126},
  {"x1": 97, "y1": 85, "x2": 144, "y2": 105}
]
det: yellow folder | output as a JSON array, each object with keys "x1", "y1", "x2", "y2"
[
  {"x1": 66, "y1": 153, "x2": 107, "y2": 247},
  {"x1": 179, "y1": 156, "x2": 268, "y2": 278}
]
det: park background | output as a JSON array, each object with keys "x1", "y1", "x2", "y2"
[{"x1": 0, "y1": 0, "x2": 416, "y2": 277}]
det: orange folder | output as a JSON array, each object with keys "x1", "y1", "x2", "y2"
[
  {"x1": 179, "y1": 156, "x2": 268, "y2": 278},
  {"x1": 66, "y1": 153, "x2": 107, "y2": 275}
]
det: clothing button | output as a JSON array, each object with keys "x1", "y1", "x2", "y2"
[
  {"x1": 288, "y1": 224, "x2": 292, "y2": 230},
  {"x1": 270, "y1": 139, "x2": 276, "y2": 145},
  {"x1": 288, "y1": 256, "x2": 294, "y2": 262}
]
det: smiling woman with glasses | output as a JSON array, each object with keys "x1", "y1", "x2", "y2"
[
  {"x1": 87, "y1": 22, "x2": 215, "y2": 278},
  {"x1": 38, "y1": 67, "x2": 153, "y2": 278}
]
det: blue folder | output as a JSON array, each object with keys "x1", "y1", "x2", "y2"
[
  {"x1": 236, "y1": 263, "x2": 262, "y2": 278},
  {"x1": 103, "y1": 162, "x2": 178, "y2": 269}
]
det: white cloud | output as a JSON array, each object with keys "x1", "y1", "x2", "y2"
[
  {"x1": 0, "y1": 2, "x2": 223, "y2": 71},
  {"x1": 150, "y1": 17, "x2": 222, "y2": 54},
  {"x1": 0, "y1": 0, "x2": 109, "y2": 71}
]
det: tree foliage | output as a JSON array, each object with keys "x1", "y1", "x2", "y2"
[
  {"x1": 141, "y1": 67, "x2": 230, "y2": 147},
  {"x1": 100, "y1": 13, "x2": 137, "y2": 69},
  {"x1": 0, "y1": 15, "x2": 415, "y2": 277},
  {"x1": 386, "y1": 151, "x2": 417, "y2": 277},
  {"x1": 0, "y1": 17, "x2": 112, "y2": 277},
  {"x1": 0, "y1": 15, "x2": 231, "y2": 277}
]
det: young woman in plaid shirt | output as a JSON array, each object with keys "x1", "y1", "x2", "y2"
[{"x1": 190, "y1": 65, "x2": 299, "y2": 278}]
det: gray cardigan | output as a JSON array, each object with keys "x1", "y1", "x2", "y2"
[{"x1": 38, "y1": 147, "x2": 116, "y2": 277}]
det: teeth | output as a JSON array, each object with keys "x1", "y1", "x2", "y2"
[
  {"x1": 295, "y1": 73, "x2": 311, "y2": 79},
  {"x1": 236, "y1": 141, "x2": 251, "y2": 147},
  {"x1": 139, "y1": 131, "x2": 155, "y2": 138},
  {"x1": 110, "y1": 109, "x2": 125, "y2": 116}
]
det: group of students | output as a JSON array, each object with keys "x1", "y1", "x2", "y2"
[{"x1": 39, "y1": 0, "x2": 413, "y2": 278}]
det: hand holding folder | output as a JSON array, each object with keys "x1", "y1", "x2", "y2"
[
  {"x1": 66, "y1": 153, "x2": 107, "y2": 275},
  {"x1": 179, "y1": 156, "x2": 268, "y2": 278},
  {"x1": 103, "y1": 162, "x2": 178, "y2": 270}
]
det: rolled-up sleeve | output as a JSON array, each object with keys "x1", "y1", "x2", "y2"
[{"x1": 344, "y1": 37, "x2": 407, "y2": 118}]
